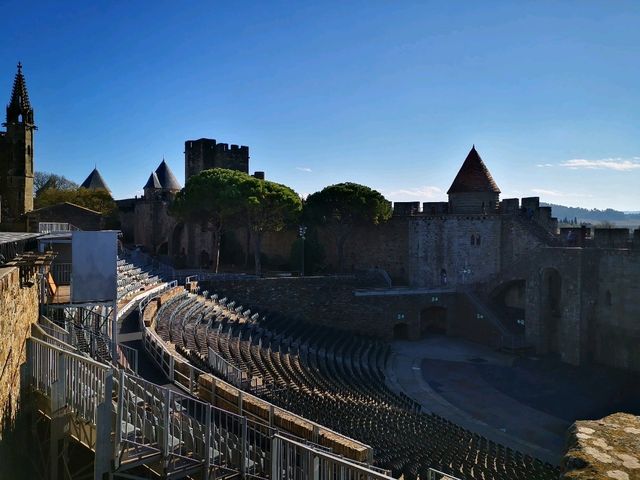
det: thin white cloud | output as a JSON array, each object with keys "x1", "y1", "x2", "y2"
[
  {"x1": 387, "y1": 186, "x2": 443, "y2": 200},
  {"x1": 295, "y1": 167, "x2": 313, "y2": 173},
  {"x1": 559, "y1": 157, "x2": 640, "y2": 171},
  {"x1": 531, "y1": 188, "x2": 592, "y2": 198},
  {"x1": 536, "y1": 163, "x2": 554, "y2": 168}
]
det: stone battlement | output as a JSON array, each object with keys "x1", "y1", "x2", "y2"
[{"x1": 185, "y1": 138, "x2": 250, "y2": 180}]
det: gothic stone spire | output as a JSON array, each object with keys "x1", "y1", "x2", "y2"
[{"x1": 6, "y1": 61, "x2": 34, "y2": 125}]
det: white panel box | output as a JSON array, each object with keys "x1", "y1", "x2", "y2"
[{"x1": 71, "y1": 231, "x2": 117, "y2": 303}]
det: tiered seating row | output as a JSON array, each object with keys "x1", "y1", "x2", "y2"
[{"x1": 117, "y1": 259, "x2": 161, "y2": 301}]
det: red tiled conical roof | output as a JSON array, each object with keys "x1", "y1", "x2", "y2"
[{"x1": 447, "y1": 146, "x2": 500, "y2": 194}]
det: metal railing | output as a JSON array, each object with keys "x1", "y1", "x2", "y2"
[
  {"x1": 117, "y1": 343, "x2": 139, "y2": 374},
  {"x1": 141, "y1": 321, "x2": 377, "y2": 465},
  {"x1": 27, "y1": 337, "x2": 110, "y2": 425},
  {"x1": 25, "y1": 264, "x2": 395, "y2": 480},
  {"x1": 38, "y1": 222, "x2": 78, "y2": 234},
  {"x1": 208, "y1": 346, "x2": 251, "y2": 389},
  {"x1": 51, "y1": 262, "x2": 72, "y2": 285},
  {"x1": 26, "y1": 335, "x2": 390, "y2": 480},
  {"x1": 271, "y1": 434, "x2": 392, "y2": 480},
  {"x1": 426, "y1": 468, "x2": 463, "y2": 480}
]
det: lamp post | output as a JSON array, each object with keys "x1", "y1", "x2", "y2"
[{"x1": 299, "y1": 225, "x2": 307, "y2": 276}]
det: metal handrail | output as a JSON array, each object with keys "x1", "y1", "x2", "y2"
[
  {"x1": 427, "y1": 468, "x2": 463, "y2": 480},
  {"x1": 141, "y1": 316, "x2": 374, "y2": 461},
  {"x1": 272, "y1": 434, "x2": 393, "y2": 480}
]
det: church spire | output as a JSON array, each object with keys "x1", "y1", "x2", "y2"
[{"x1": 6, "y1": 61, "x2": 34, "y2": 125}]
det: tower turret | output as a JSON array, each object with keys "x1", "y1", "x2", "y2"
[
  {"x1": 80, "y1": 167, "x2": 111, "y2": 192},
  {"x1": 447, "y1": 146, "x2": 500, "y2": 214}
]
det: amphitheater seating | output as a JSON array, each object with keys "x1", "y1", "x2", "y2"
[
  {"x1": 154, "y1": 290, "x2": 559, "y2": 480},
  {"x1": 116, "y1": 260, "x2": 161, "y2": 301}
]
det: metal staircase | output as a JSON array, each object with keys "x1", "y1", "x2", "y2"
[{"x1": 24, "y1": 290, "x2": 400, "y2": 480}]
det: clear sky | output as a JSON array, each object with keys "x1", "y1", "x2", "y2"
[{"x1": 3, "y1": 1, "x2": 640, "y2": 210}]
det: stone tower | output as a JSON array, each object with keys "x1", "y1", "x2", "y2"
[
  {"x1": 143, "y1": 159, "x2": 181, "y2": 200},
  {"x1": 447, "y1": 146, "x2": 500, "y2": 214},
  {"x1": 184, "y1": 138, "x2": 249, "y2": 182},
  {"x1": 0, "y1": 63, "x2": 35, "y2": 223}
]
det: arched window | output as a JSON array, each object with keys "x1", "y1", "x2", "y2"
[
  {"x1": 476, "y1": 235, "x2": 481, "y2": 246},
  {"x1": 470, "y1": 235, "x2": 475, "y2": 245},
  {"x1": 605, "y1": 290, "x2": 612, "y2": 306}
]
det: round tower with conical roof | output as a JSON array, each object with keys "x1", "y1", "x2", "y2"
[
  {"x1": 80, "y1": 167, "x2": 111, "y2": 193},
  {"x1": 447, "y1": 146, "x2": 501, "y2": 214},
  {"x1": 143, "y1": 159, "x2": 181, "y2": 201}
]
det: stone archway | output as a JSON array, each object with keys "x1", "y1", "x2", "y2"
[
  {"x1": 393, "y1": 323, "x2": 409, "y2": 340},
  {"x1": 171, "y1": 223, "x2": 185, "y2": 256},
  {"x1": 199, "y1": 250, "x2": 211, "y2": 269},
  {"x1": 541, "y1": 267, "x2": 562, "y2": 355},
  {"x1": 420, "y1": 306, "x2": 447, "y2": 337},
  {"x1": 157, "y1": 241, "x2": 168, "y2": 255},
  {"x1": 489, "y1": 279, "x2": 526, "y2": 333}
]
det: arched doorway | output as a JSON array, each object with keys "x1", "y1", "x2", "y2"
[
  {"x1": 393, "y1": 323, "x2": 409, "y2": 340},
  {"x1": 171, "y1": 223, "x2": 185, "y2": 257},
  {"x1": 199, "y1": 250, "x2": 211, "y2": 269},
  {"x1": 541, "y1": 268, "x2": 562, "y2": 354},
  {"x1": 420, "y1": 307, "x2": 447, "y2": 337},
  {"x1": 489, "y1": 279, "x2": 526, "y2": 333},
  {"x1": 157, "y1": 241, "x2": 168, "y2": 255}
]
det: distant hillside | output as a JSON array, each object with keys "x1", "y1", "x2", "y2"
[{"x1": 542, "y1": 203, "x2": 640, "y2": 228}]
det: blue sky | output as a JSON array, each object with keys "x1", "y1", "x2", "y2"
[{"x1": 2, "y1": 1, "x2": 640, "y2": 210}]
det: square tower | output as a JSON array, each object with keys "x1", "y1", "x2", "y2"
[{"x1": 184, "y1": 138, "x2": 249, "y2": 182}]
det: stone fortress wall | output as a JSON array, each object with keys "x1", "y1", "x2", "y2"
[
  {"x1": 116, "y1": 141, "x2": 640, "y2": 374},
  {"x1": 0, "y1": 267, "x2": 39, "y2": 433}
]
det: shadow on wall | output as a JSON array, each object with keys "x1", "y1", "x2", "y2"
[
  {"x1": 420, "y1": 306, "x2": 447, "y2": 337},
  {"x1": 0, "y1": 399, "x2": 36, "y2": 479}
]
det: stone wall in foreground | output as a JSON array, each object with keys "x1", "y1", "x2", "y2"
[
  {"x1": 0, "y1": 267, "x2": 39, "y2": 436},
  {"x1": 562, "y1": 412, "x2": 640, "y2": 480}
]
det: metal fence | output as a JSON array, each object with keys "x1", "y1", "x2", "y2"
[
  {"x1": 27, "y1": 336, "x2": 110, "y2": 425},
  {"x1": 271, "y1": 435, "x2": 392, "y2": 480},
  {"x1": 208, "y1": 346, "x2": 251, "y2": 389},
  {"x1": 26, "y1": 331, "x2": 395, "y2": 480},
  {"x1": 141, "y1": 322, "x2": 377, "y2": 466},
  {"x1": 38, "y1": 222, "x2": 78, "y2": 234},
  {"x1": 51, "y1": 262, "x2": 72, "y2": 285},
  {"x1": 117, "y1": 343, "x2": 139, "y2": 374}
]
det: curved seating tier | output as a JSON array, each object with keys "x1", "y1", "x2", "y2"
[{"x1": 154, "y1": 291, "x2": 558, "y2": 480}]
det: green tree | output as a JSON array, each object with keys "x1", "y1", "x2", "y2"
[
  {"x1": 34, "y1": 187, "x2": 119, "y2": 229},
  {"x1": 242, "y1": 178, "x2": 302, "y2": 275},
  {"x1": 33, "y1": 171, "x2": 79, "y2": 195},
  {"x1": 170, "y1": 169, "x2": 248, "y2": 273},
  {"x1": 304, "y1": 182, "x2": 392, "y2": 272},
  {"x1": 35, "y1": 187, "x2": 117, "y2": 214}
]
